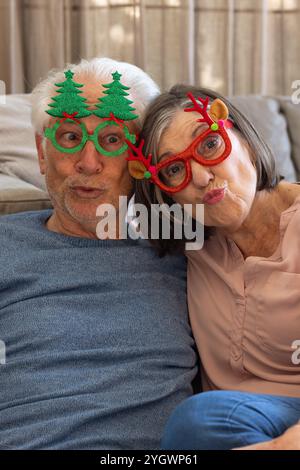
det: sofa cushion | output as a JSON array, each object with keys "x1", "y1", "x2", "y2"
[
  {"x1": 230, "y1": 96, "x2": 297, "y2": 182},
  {"x1": 0, "y1": 174, "x2": 51, "y2": 216},
  {"x1": 0, "y1": 94, "x2": 47, "y2": 191},
  {"x1": 277, "y1": 97, "x2": 300, "y2": 180}
]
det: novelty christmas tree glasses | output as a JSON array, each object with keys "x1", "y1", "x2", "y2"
[{"x1": 44, "y1": 70, "x2": 137, "y2": 156}]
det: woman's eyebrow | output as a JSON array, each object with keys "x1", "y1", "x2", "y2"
[
  {"x1": 191, "y1": 123, "x2": 207, "y2": 138},
  {"x1": 158, "y1": 150, "x2": 172, "y2": 162},
  {"x1": 158, "y1": 123, "x2": 207, "y2": 161}
]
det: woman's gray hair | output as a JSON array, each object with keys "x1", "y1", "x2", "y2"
[
  {"x1": 31, "y1": 57, "x2": 160, "y2": 135},
  {"x1": 135, "y1": 84, "x2": 281, "y2": 256}
]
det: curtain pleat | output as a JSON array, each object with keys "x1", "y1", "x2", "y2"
[{"x1": 0, "y1": 0, "x2": 299, "y2": 95}]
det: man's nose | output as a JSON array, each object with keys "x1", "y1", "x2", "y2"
[
  {"x1": 190, "y1": 159, "x2": 215, "y2": 188},
  {"x1": 75, "y1": 141, "x2": 104, "y2": 175}
]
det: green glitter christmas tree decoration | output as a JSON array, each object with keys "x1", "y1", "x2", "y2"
[
  {"x1": 46, "y1": 70, "x2": 91, "y2": 119},
  {"x1": 93, "y1": 71, "x2": 138, "y2": 121}
]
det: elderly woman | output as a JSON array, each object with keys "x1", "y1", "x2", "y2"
[{"x1": 130, "y1": 84, "x2": 300, "y2": 450}]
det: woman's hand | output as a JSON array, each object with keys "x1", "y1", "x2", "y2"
[{"x1": 234, "y1": 421, "x2": 300, "y2": 450}]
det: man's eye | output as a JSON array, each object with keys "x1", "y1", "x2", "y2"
[
  {"x1": 64, "y1": 132, "x2": 79, "y2": 141},
  {"x1": 58, "y1": 131, "x2": 81, "y2": 148},
  {"x1": 104, "y1": 134, "x2": 121, "y2": 145}
]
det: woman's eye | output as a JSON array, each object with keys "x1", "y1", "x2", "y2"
[
  {"x1": 199, "y1": 135, "x2": 222, "y2": 157},
  {"x1": 205, "y1": 137, "x2": 219, "y2": 150},
  {"x1": 207, "y1": 139, "x2": 217, "y2": 148}
]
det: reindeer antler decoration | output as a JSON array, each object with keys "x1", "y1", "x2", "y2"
[
  {"x1": 126, "y1": 139, "x2": 156, "y2": 180},
  {"x1": 184, "y1": 92, "x2": 229, "y2": 131},
  {"x1": 184, "y1": 93, "x2": 213, "y2": 125}
]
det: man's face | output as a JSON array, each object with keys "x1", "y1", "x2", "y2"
[{"x1": 36, "y1": 79, "x2": 135, "y2": 237}]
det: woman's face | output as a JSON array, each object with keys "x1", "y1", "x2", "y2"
[{"x1": 158, "y1": 109, "x2": 258, "y2": 231}]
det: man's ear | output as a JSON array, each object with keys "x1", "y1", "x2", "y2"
[{"x1": 35, "y1": 133, "x2": 46, "y2": 175}]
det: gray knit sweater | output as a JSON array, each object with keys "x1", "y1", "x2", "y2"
[{"x1": 0, "y1": 210, "x2": 197, "y2": 450}]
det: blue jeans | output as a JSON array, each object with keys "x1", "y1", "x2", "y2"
[{"x1": 161, "y1": 390, "x2": 300, "y2": 450}]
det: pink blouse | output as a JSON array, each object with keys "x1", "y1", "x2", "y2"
[{"x1": 186, "y1": 195, "x2": 300, "y2": 398}]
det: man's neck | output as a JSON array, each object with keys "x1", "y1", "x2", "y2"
[
  {"x1": 46, "y1": 195, "x2": 135, "y2": 240},
  {"x1": 46, "y1": 211, "x2": 100, "y2": 239}
]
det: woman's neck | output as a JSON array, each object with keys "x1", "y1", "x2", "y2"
[{"x1": 218, "y1": 182, "x2": 299, "y2": 259}]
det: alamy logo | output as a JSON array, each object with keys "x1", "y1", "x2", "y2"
[
  {"x1": 291, "y1": 80, "x2": 300, "y2": 105},
  {"x1": 291, "y1": 340, "x2": 300, "y2": 365},
  {"x1": 0, "y1": 340, "x2": 6, "y2": 365},
  {"x1": 95, "y1": 196, "x2": 204, "y2": 251}
]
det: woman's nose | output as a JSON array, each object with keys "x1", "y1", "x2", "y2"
[
  {"x1": 75, "y1": 141, "x2": 104, "y2": 175},
  {"x1": 190, "y1": 159, "x2": 214, "y2": 188}
]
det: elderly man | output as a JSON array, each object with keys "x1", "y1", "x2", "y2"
[{"x1": 0, "y1": 58, "x2": 198, "y2": 450}]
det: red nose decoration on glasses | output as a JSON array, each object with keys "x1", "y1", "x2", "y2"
[{"x1": 126, "y1": 93, "x2": 233, "y2": 193}]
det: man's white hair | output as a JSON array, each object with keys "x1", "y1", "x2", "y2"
[{"x1": 31, "y1": 57, "x2": 160, "y2": 135}]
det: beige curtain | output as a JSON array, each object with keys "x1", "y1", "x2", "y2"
[
  {"x1": 0, "y1": 0, "x2": 299, "y2": 95},
  {"x1": 194, "y1": 0, "x2": 300, "y2": 95}
]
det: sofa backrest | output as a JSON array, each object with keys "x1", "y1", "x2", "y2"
[
  {"x1": 230, "y1": 95, "x2": 298, "y2": 182},
  {"x1": 277, "y1": 96, "x2": 300, "y2": 180},
  {"x1": 0, "y1": 94, "x2": 47, "y2": 191}
]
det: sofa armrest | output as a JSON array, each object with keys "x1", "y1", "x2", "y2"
[{"x1": 0, "y1": 173, "x2": 52, "y2": 216}]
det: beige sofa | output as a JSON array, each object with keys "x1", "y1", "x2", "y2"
[
  {"x1": 0, "y1": 93, "x2": 300, "y2": 216},
  {"x1": 0, "y1": 94, "x2": 51, "y2": 216}
]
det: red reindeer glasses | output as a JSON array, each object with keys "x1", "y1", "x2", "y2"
[{"x1": 127, "y1": 93, "x2": 233, "y2": 193}]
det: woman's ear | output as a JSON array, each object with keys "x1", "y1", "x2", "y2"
[
  {"x1": 209, "y1": 99, "x2": 229, "y2": 122},
  {"x1": 35, "y1": 133, "x2": 46, "y2": 175}
]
